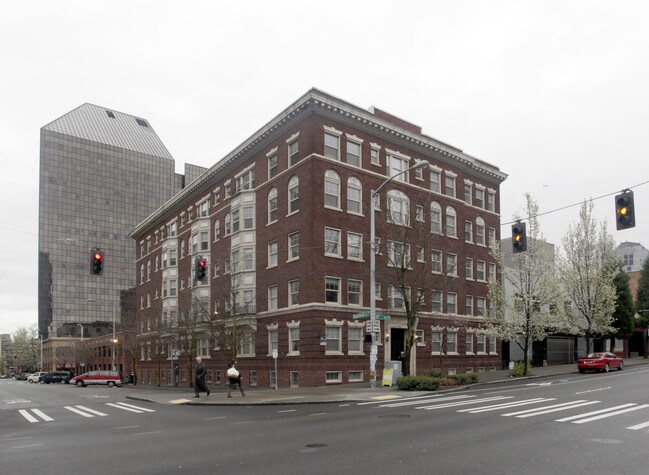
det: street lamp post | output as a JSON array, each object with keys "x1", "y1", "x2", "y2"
[
  {"x1": 39, "y1": 334, "x2": 43, "y2": 371},
  {"x1": 77, "y1": 323, "x2": 84, "y2": 341},
  {"x1": 112, "y1": 303, "x2": 117, "y2": 371},
  {"x1": 369, "y1": 160, "x2": 427, "y2": 388}
]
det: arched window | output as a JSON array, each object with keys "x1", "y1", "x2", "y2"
[
  {"x1": 347, "y1": 177, "x2": 362, "y2": 214},
  {"x1": 268, "y1": 187, "x2": 278, "y2": 223},
  {"x1": 324, "y1": 170, "x2": 341, "y2": 209},
  {"x1": 476, "y1": 217, "x2": 486, "y2": 246},
  {"x1": 430, "y1": 202, "x2": 442, "y2": 234},
  {"x1": 288, "y1": 176, "x2": 299, "y2": 214},
  {"x1": 446, "y1": 206, "x2": 457, "y2": 237},
  {"x1": 388, "y1": 190, "x2": 410, "y2": 226},
  {"x1": 214, "y1": 220, "x2": 220, "y2": 241}
]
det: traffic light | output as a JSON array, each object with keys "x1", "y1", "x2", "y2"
[
  {"x1": 90, "y1": 248, "x2": 103, "y2": 274},
  {"x1": 512, "y1": 222, "x2": 527, "y2": 253},
  {"x1": 195, "y1": 256, "x2": 207, "y2": 280},
  {"x1": 615, "y1": 191, "x2": 635, "y2": 230}
]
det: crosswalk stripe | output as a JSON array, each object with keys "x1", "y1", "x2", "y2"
[
  {"x1": 106, "y1": 403, "x2": 143, "y2": 413},
  {"x1": 358, "y1": 393, "x2": 456, "y2": 406},
  {"x1": 18, "y1": 409, "x2": 39, "y2": 423},
  {"x1": 458, "y1": 398, "x2": 555, "y2": 413},
  {"x1": 556, "y1": 403, "x2": 637, "y2": 422},
  {"x1": 111, "y1": 402, "x2": 156, "y2": 413},
  {"x1": 502, "y1": 400, "x2": 592, "y2": 417},
  {"x1": 31, "y1": 409, "x2": 54, "y2": 421},
  {"x1": 76, "y1": 405, "x2": 108, "y2": 416},
  {"x1": 627, "y1": 419, "x2": 649, "y2": 430},
  {"x1": 512, "y1": 401, "x2": 600, "y2": 418},
  {"x1": 65, "y1": 406, "x2": 94, "y2": 417},
  {"x1": 419, "y1": 396, "x2": 512, "y2": 410},
  {"x1": 570, "y1": 404, "x2": 649, "y2": 424},
  {"x1": 379, "y1": 394, "x2": 474, "y2": 408}
]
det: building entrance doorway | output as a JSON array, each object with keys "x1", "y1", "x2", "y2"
[{"x1": 391, "y1": 328, "x2": 405, "y2": 363}]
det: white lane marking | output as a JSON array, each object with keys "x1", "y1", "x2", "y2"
[
  {"x1": 513, "y1": 401, "x2": 600, "y2": 418},
  {"x1": 31, "y1": 409, "x2": 54, "y2": 421},
  {"x1": 380, "y1": 394, "x2": 475, "y2": 408},
  {"x1": 419, "y1": 396, "x2": 512, "y2": 411},
  {"x1": 75, "y1": 405, "x2": 108, "y2": 416},
  {"x1": 571, "y1": 404, "x2": 649, "y2": 424},
  {"x1": 357, "y1": 393, "x2": 458, "y2": 406},
  {"x1": 575, "y1": 387, "x2": 611, "y2": 395},
  {"x1": 309, "y1": 412, "x2": 328, "y2": 416},
  {"x1": 339, "y1": 404, "x2": 351, "y2": 407},
  {"x1": 556, "y1": 403, "x2": 637, "y2": 422},
  {"x1": 502, "y1": 400, "x2": 591, "y2": 417},
  {"x1": 458, "y1": 398, "x2": 554, "y2": 414},
  {"x1": 115, "y1": 425, "x2": 140, "y2": 429},
  {"x1": 205, "y1": 416, "x2": 227, "y2": 420},
  {"x1": 10, "y1": 444, "x2": 44, "y2": 449},
  {"x1": 133, "y1": 431, "x2": 162, "y2": 436},
  {"x1": 64, "y1": 406, "x2": 94, "y2": 418},
  {"x1": 277, "y1": 409, "x2": 297, "y2": 413},
  {"x1": 18, "y1": 410, "x2": 39, "y2": 423},
  {"x1": 112, "y1": 402, "x2": 156, "y2": 413}
]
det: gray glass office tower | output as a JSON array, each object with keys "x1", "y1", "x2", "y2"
[{"x1": 38, "y1": 104, "x2": 191, "y2": 339}]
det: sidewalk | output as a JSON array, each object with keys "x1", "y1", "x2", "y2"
[{"x1": 125, "y1": 357, "x2": 649, "y2": 406}]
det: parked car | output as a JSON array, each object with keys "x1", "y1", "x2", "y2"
[
  {"x1": 41, "y1": 371, "x2": 71, "y2": 384},
  {"x1": 28, "y1": 372, "x2": 48, "y2": 383},
  {"x1": 578, "y1": 352, "x2": 624, "y2": 373},
  {"x1": 70, "y1": 370, "x2": 123, "y2": 387},
  {"x1": 15, "y1": 373, "x2": 33, "y2": 381}
]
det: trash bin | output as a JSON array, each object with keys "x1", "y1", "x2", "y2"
[{"x1": 128, "y1": 372, "x2": 135, "y2": 384}]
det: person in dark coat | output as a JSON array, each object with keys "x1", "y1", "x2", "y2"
[
  {"x1": 194, "y1": 356, "x2": 210, "y2": 398},
  {"x1": 227, "y1": 360, "x2": 245, "y2": 397}
]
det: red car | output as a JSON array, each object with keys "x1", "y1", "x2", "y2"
[{"x1": 578, "y1": 352, "x2": 624, "y2": 373}]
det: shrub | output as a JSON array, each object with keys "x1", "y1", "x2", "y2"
[
  {"x1": 396, "y1": 375, "x2": 441, "y2": 391},
  {"x1": 451, "y1": 373, "x2": 479, "y2": 384},
  {"x1": 510, "y1": 361, "x2": 533, "y2": 377}
]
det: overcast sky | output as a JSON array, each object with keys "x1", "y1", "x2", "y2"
[{"x1": 1, "y1": 1, "x2": 647, "y2": 335}]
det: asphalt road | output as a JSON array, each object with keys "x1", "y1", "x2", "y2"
[{"x1": 3, "y1": 367, "x2": 649, "y2": 474}]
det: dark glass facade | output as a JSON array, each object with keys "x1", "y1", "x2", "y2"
[{"x1": 38, "y1": 104, "x2": 197, "y2": 338}]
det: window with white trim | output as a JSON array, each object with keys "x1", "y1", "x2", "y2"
[
  {"x1": 268, "y1": 241, "x2": 278, "y2": 267},
  {"x1": 288, "y1": 176, "x2": 299, "y2": 214},
  {"x1": 225, "y1": 213, "x2": 231, "y2": 236},
  {"x1": 348, "y1": 279, "x2": 362, "y2": 306},
  {"x1": 431, "y1": 250, "x2": 442, "y2": 274},
  {"x1": 268, "y1": 188, "x2": 278, "y2": 224},
  {"x1": 325, "y1": 320, "x2": 343, "y2": 353},
  {"x1": 476, "y1": 217, "x2": 485, "y2": 246},
  {"x1": 447, "y1": 293, "x2": 457, "y2": 314},
  {"x1": 346, "y1": 139, "x2": 361, "y2": 167},
  {"x1": 432, "y1": 291, "x2": 442, "y2": 312},
  {"x1": 489, "y1": 336, "x2": 497, "y2": 354},
  {"x1": 476, "y1": 260, "x2": 486, "y2": 281},
  {"x1": 476, "y1": 297, "x2": 486, "y2": 317},
  {"x1": 237, "y1": 331, "x2": 255, "y2": 357},
  {"x1": 213, "y1": 220, "x2": 220, "y2": 241},
  {"x1": 447, "y1": 330, "x2": 458, "y2": 354},
  {"x1": 288, "y1": 232, "x2": 299, "y2": 260},
  {"x1": 446, "y1": 206, "x2": 457, "y2": 237},
  {"x1": 197, "y1": 338, "x2": 210, "y2": 357},
  {"x1": 325, "y1": 277, "x2": 341, "y2": 303},
  {"x1": 465, "y1": 296, "x2": 474, "y2": 315},
  {"x1": 466, "y1": 330, "x2": 474, "y2": 354},
  {"x1": 388, "y1": 285, "x2": 406, "y2": 310},
  {"x1": 288, "y1": 322, "x2": 300, "y2": 355},
  {"x1": 431, "y1": 329, "x2": 442, "y2": 354},
  {"x1": 324, "y1": 131, "x2": 340, "y2": 160},
  {"x1": 488, "y1": 227, "x2": 496, "y2": 246},
  {"x1": 347, "y1": 232, "x2": 363, "y2": 260},
  {"x1": 347, "y1": 177, "x2": 362, "y2": 214},
  {"x1": 475, "y1": 187, "x2": 485, "y2": 209},
  {"x1": 288, "y1": 140, "x2": 299, "y2": 167},
  {"x1": 445, "y1": 174, "x2": 456, "y2": 198},
  {"x1": 387, "y1": 154, "x2": 410, "y2": 183},
  {"x1": 370, "y1": 145, "x2": 380, "y2": 165},
  {"x1": 268, "y1": 327, "x2": 278, "y2": 355},
  {"x1": 268, "y1": 285, "x2": 278, "y2": 310},
  {"x1": 447, "y1": 253, "x2": 457, "y2": 277},
  {"x1": 430, "y1": 169, "x2": 441, "y2": 193},
  {"x1": 243, "y1": 206, "x2": 254, "y2": 230},
  {"x1": 324, "y1": 170, "x2": 341, "y2": 209},
  {"x1": 464, "y1": 183, "x2": 472, "y2": 205},
  {"x1": 288, "y1": 280, "x2": 299, "y2": 306},
  {"x1": 466, "y1": 258, "x2": 474, "y2": 280},
  {"x1": 430, "y1": 202, "x2": 442, "y2": 234},
  {"x1": 477, "y1": 333, "x2": 486, "y2": 354},
  {"x1": 324, "y1": 227, "x2": 341, "y2": 257},
  {"x1": 348, "y1": 323, "x2": 364, "y2": 353},
  {"x1": 489, "y1": 262, "x2": 497, "y2": 282},
  {"x1": 487, "y1": 190, "x2": 496, "y2": 212},
  {"x1": 268, "y1": 153, "x2": 278, "y2": 179},
  {"x1": 388, "y1": 190, "x2": 410, "y2": 226},
  {"x1": 464, "y1": 221, "x2": 474, "y2": 243}
]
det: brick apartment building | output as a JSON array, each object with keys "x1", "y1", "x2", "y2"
[{"x1": 131, "y1": 89, "x2": 508, "y2": 388}]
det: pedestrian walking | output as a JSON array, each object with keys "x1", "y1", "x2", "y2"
[
  {"x1": 227, "y1": 360, "x2": 245, "y2": 397},
  {"x1": 194, "y1": 356, "x2": 210, "y2": 398}
]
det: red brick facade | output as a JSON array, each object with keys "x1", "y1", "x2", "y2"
[{"x1": 131, "y1": 89, "x2": 507, "y2": 388}]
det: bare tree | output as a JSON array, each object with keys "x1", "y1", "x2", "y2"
[
  {"x1": 559, "y1": 200, "x2": 618, "y2": 355},
  {"x1": 487, "y1": 194, "x2": 565, "y2": 375},
  {"x1": 212, "y1": 272, "x2": 254, "y2": 362}
]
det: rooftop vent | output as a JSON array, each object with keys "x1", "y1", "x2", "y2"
[{"x1": 135, "y1": 118, "x2": 148, "y2": 127}]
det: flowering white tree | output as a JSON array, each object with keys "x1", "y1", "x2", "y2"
[
  {"x1": 488, "y1": 194, "x2": 565, "y2": 375},
  {"x1": 559, "y1": 200, "x2": 618, "y2": 355}
]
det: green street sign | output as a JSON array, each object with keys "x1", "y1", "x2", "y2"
[
  {"x1": 352, "y1": 311, "x2": 371, "y2": 319},
  {"x1": 376, "y1": 315, "x2": 390, "y2": 320}
]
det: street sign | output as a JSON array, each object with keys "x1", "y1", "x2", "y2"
[
  {"x1": 376, "y1": 315, "x2": 390, "y2": 320},
  {"x1": 366, "y1": 321, "x2": 380, "y2": 333},
  {"x1": 353, "y1": 311, "x2": 371, "y2": 319},
  {"x1": 272, "y1": 349, "x2": 278, "y2": 359}
]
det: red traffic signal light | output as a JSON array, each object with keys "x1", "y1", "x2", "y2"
[
  {"x1": 615, "y1": 191, "x2": 635, "y2": 230},
  {"x1": 90, "y1": 248, "x2": 103, "y2": 274},
  {"x1": 512, "y1": 222, "x2": 527, "y2": 253},
  {"x1": 195, "y1": 256, "x2": 207, "y2": 281}
]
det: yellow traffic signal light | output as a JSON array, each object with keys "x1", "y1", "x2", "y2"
[
  {"x1": 615, "y1": 191, "x2": 635, "y2": 230},
  {"x1": 512, "y1": 222, "x2": 527, "y2": 253}
]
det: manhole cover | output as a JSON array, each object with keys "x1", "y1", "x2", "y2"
[{"x1": 378, "y1": 414, "x2": 410, "y2": 419}]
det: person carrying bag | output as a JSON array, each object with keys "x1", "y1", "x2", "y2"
[{"x1": 227, "y1": 360, "x2": 245, "y2": 397}]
